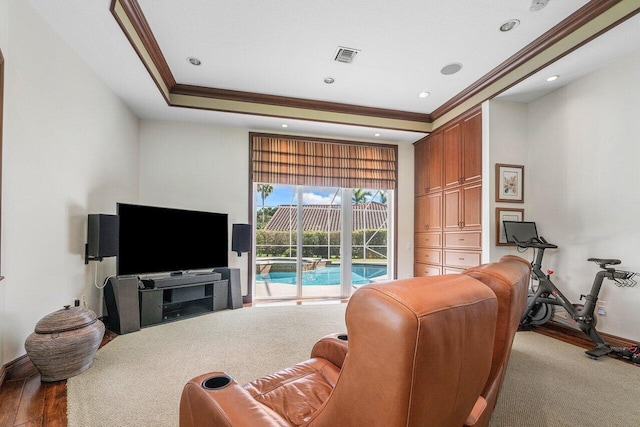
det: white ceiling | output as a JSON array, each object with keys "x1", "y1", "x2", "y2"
[{"x1": 25, "y1": 0, "x2": 640, "y2": 144}]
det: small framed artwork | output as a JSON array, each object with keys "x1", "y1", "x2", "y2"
[
  {"x1": 496, "y1": 207, "x2": 524, "y2": 246},
  {"x1": 495, "y1": 164, "x2": 524, "y2": 203}
]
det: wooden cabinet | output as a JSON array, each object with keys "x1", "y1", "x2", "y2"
[
  {"x1": 415, "y1": 232, "x2": 442, "y2": 248},
  {"x1": 444, "y1": 124, "x2": 462, "y2": 188},
  {"x1": 443, "y1": 183, "x2": 481, "y2": 231},
  {"x1": 444, "y1": 111, "x2": 482, "y2": 189},
  {"x1": 462, "y1": 111, "x2": 482, "y2": 184},
  {"x1": 414, "y1": 263, "x2": 442, "y2": 277},
  {"x1": 414, "y1": 133, "x2": 443, "y2": 196},
  {"x1": 415, "y1": 192, "x2": 442, "y2": 232},
  {"x1": 414, "y1": 108, "x2": 482, "y2": 277},
  {"x1": 415, "y1": 248, "x2": 442, "y2": 265},
  {"x1": 444, "y1": 250, "x2": 482, "y2": 269},
  {"x1": 426, "y1": 133, "x2": 443, "y2": 193},
  {"x1": 414, "y1": 136, "x2": 428, "y2": 196}
]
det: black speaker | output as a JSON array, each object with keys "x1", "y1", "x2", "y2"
[
  {"x1": 86, "y1": 214, "x2": 119, "y2": 263},
  {"x1": 231, "y1": 223, "x2": 251, "y2": 256},
  {"x1": 104, "y1": 276, "x2": 140, "y2": 334},
  {"x1": 215, "y1": 268, "x2": 243, "y2": 309}
]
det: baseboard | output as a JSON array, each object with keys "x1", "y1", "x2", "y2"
[
  {"x1": 0, "y1": 354, "x2": 37, "y2": 390},
  {"x1": 540, "y1": 320, "x2": 637, "y2": 348}
]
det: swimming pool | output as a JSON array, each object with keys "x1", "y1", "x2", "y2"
[{"x1": 257, "y1": 264, "x2": 387, "y2": 286}]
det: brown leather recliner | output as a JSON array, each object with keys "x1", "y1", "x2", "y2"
[
  {"x1": 461, "y1": 255, "x2": 531, "y2": 427},
  {"x1": 180, "y1": 274, "x2": 499, "y2": 426}
]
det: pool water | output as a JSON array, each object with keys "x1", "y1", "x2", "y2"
[{"x1": 257, "y1": 264, "x2": 387, "y2": 286}]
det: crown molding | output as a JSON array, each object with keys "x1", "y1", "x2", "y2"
[{"x1": 111, "y1": 0, "x2": 640, "y2": 133}]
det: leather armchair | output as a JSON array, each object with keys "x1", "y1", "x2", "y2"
[
  {"x1": 180, "y1": 274, "x2": 499, "y2": 426},
  {"x1": 461, "y1": 255, "x2": 531, "y2": 427}
]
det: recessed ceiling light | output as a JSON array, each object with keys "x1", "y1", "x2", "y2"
[
  {"x1": 440, "y1": 63, "x2": 463, "y2": 75},
  {"x1": 324, "y1": 77, "x2": 335, "y2": 84},
  {"x1": 499, "y1": 19, "x2": 520, "y2": 32},
  {"x1": 187, "y1": 57, "x2": 201, "y2": 66},
  {"x1": 418, "y1": 91, "x2": 430, "y2": 98},
  {"x1": 546, "y1": 75, "x2": 559, "y2": 82},
  {"x1": 281, "y1": 124, "x2": 288, "y2": 128},
  {"x1": 374, "y1": 133, "x2": 381, "y2": 137}
]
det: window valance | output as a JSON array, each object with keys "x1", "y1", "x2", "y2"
[{"x1": 251, "y1": 134, "x2": 397, "y2": 190}]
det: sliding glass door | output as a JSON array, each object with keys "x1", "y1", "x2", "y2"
[{"x1": 254, "y1": 184, "x2": 392, "y2": 300}]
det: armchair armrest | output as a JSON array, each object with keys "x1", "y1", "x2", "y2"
[
  {"x1": 180, "y1": 372, "x2": 288, "y2": 427},
  {"x1": 310, "y1": 333, "x2": 349, "y2": 368}
]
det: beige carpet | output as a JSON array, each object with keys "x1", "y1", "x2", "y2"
[{"x1": 68, "y1": 304, "x2": 640, "y2": 426}]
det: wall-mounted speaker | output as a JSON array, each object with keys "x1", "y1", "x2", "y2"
[
  {"x1": 85, "y1": 214, "x2": 119, "y2": 263},
  {"x1": 231, "y1": 223, "x2": 251, "y2": 256}
]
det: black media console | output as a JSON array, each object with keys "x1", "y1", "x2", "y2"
[
  {"x1": 139, "y1": 273, "x2": 228, "y2": 327},
  {"x1": 104, "y1": 269, "x2": 242, "y2": 333}
]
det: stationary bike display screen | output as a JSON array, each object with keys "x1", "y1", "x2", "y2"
[{"x1": 503, "y1": 221, "x2": 538, "y2": 244}]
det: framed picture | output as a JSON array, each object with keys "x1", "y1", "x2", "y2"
[
  {"x1": 495, "y1": 164, "x2": 524, "y2": 203},
  {"x1": 496, "y1": 207, "x2": 524, "y2": 246}
]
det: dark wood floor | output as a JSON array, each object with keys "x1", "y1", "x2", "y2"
[{"x1": 0, "y1": 322, "x2": 636, "y2": 426}]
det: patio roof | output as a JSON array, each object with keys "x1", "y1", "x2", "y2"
[{"x1": 264, "y1": 202, "x2": 388, "y2": 232}]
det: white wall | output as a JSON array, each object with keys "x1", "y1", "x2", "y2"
[
  {"x1": 396, "y1": 142, "x2": 415, "y2": 279},
  {"x1": 138, "y1": 121, "x2": 416, "y2": 293},
  {"x1": 486, "y1": 100, "x2": 530, "y2": 260},
  {"x1": 138, "y1": 121, "x2": 250, "y2": 293},
  {"x1": 488, "y1": 49, "x2": 640, "y2": 340},
  {"x1": 0, "y1": 1, "x2": 139, "y2": 365},
  {"x1": 0, "y1": 0, "x2": 8, "y2": 368}
]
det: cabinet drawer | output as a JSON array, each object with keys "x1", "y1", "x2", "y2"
[
  {"x1": 444, "y1": 232, "x2": 481, "y2": 249},
  {"x1": 415, "y1": 248, "x2": 442, "y2": 265},
  {"x1": 414, "y1": 263, "x2": 441, "y2": 277},
  {"x1": 443, "y1": 267, "x2": 465, "y2": 274},
  {"x1": 415, "y1": 232, "x2": 442, "y2": 248},
  {"x1": 444, "y1": 250, "x2": 481, "y2": 268}
]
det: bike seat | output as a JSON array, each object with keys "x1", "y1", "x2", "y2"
[{"x1": 588, "y1": 258, "x2": 621, "y2": 267}]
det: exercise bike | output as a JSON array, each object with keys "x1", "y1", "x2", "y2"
[{"x1": 503, "y1": 221, "x2": 638, "y2": 360}]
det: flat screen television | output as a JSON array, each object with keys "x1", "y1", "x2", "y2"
[
  {"x1": 117, "y1": 203, "x2": 228, "y2": 276},
  {"x1": 503, "y1": 221, "x2": 539, "y2": 244}
]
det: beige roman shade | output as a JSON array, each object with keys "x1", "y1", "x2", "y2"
[{"x1": 251, "y1": 134, "x2": 397, "y2": 190}]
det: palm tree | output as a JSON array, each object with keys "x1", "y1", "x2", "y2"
[
  {"x1": 257, "y1": 184, "x2": 274, "y2": 224},
  {"x1": 378, "y1": 191, "x2": 388, "y2": 204},
  {"x1": 352, "y1": 188, "x2": 372, "y2": 204}
]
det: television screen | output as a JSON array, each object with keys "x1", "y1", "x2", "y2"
[
  {"x1": 117, "y1": 203, "x2": 228, "y2": 276},
  {"x1": 503, "y1": 221, "x2": 538, "y2": 244}
]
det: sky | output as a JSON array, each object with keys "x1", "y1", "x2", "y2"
[{"x1": 256, "y1": 185, "x2": 387, "y2": 208}]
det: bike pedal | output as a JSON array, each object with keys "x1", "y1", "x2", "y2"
[{"x1": 585, "y1": 346, "x2": 612, "y2": 359}]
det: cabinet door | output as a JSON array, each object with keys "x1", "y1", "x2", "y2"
[
  {"x1": 427, "y1": 133, "x2": 444, "y2": 193},
  {"x1": 461, "y1": 183, "x2": 482, "y2": 230},
  {"x1": 462, "y1": 111, "x2": 482, "y2": 184},
  {"x1": 444, "y1": 124, "x2": 462, "y2": 188},
  {"x1": 427, "y1": 192, "x2": 442, "y2": 232},
  {"x1": 443, "y1": 188, "x2": 462, "y2": 231},
  {"x1": 414, "y1": 137, "x2": 429, "y2": 196},
  {"x1": 414, "y1": 193, "x2": 442, "y2": 232},
  {"x1": 414, "y1": 263, "x2": 441, "y2": 277},
  {"x1": 415, "y1": 232, "x2": 442, "y2": 248}
]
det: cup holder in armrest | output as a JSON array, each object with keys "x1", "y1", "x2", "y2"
[
  {"x1": 201, "y1": 374, "x2": 232, "y2": 390},
  {"x1": 337, "y1": 334, "x2": 348, "y2": 341}
]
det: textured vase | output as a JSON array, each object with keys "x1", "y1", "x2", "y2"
[{"x1": 25, "y1": 305, "x2": 105, "y2": 382}]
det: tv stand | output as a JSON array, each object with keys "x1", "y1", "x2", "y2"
[
  {"x1": 104, "y1": 270, "x2": 242, "y2": 333},
  {"x1": 139, "y1": 277, "x2": 228, "y2": 327}
]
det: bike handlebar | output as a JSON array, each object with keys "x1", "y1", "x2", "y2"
[{"x1": 512, "y1": 235, "x2": 558, "y2": 249}]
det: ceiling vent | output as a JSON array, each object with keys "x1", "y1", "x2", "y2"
[{"x1": 334, "y1": 47, "x2": 360, "y2": 64}]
